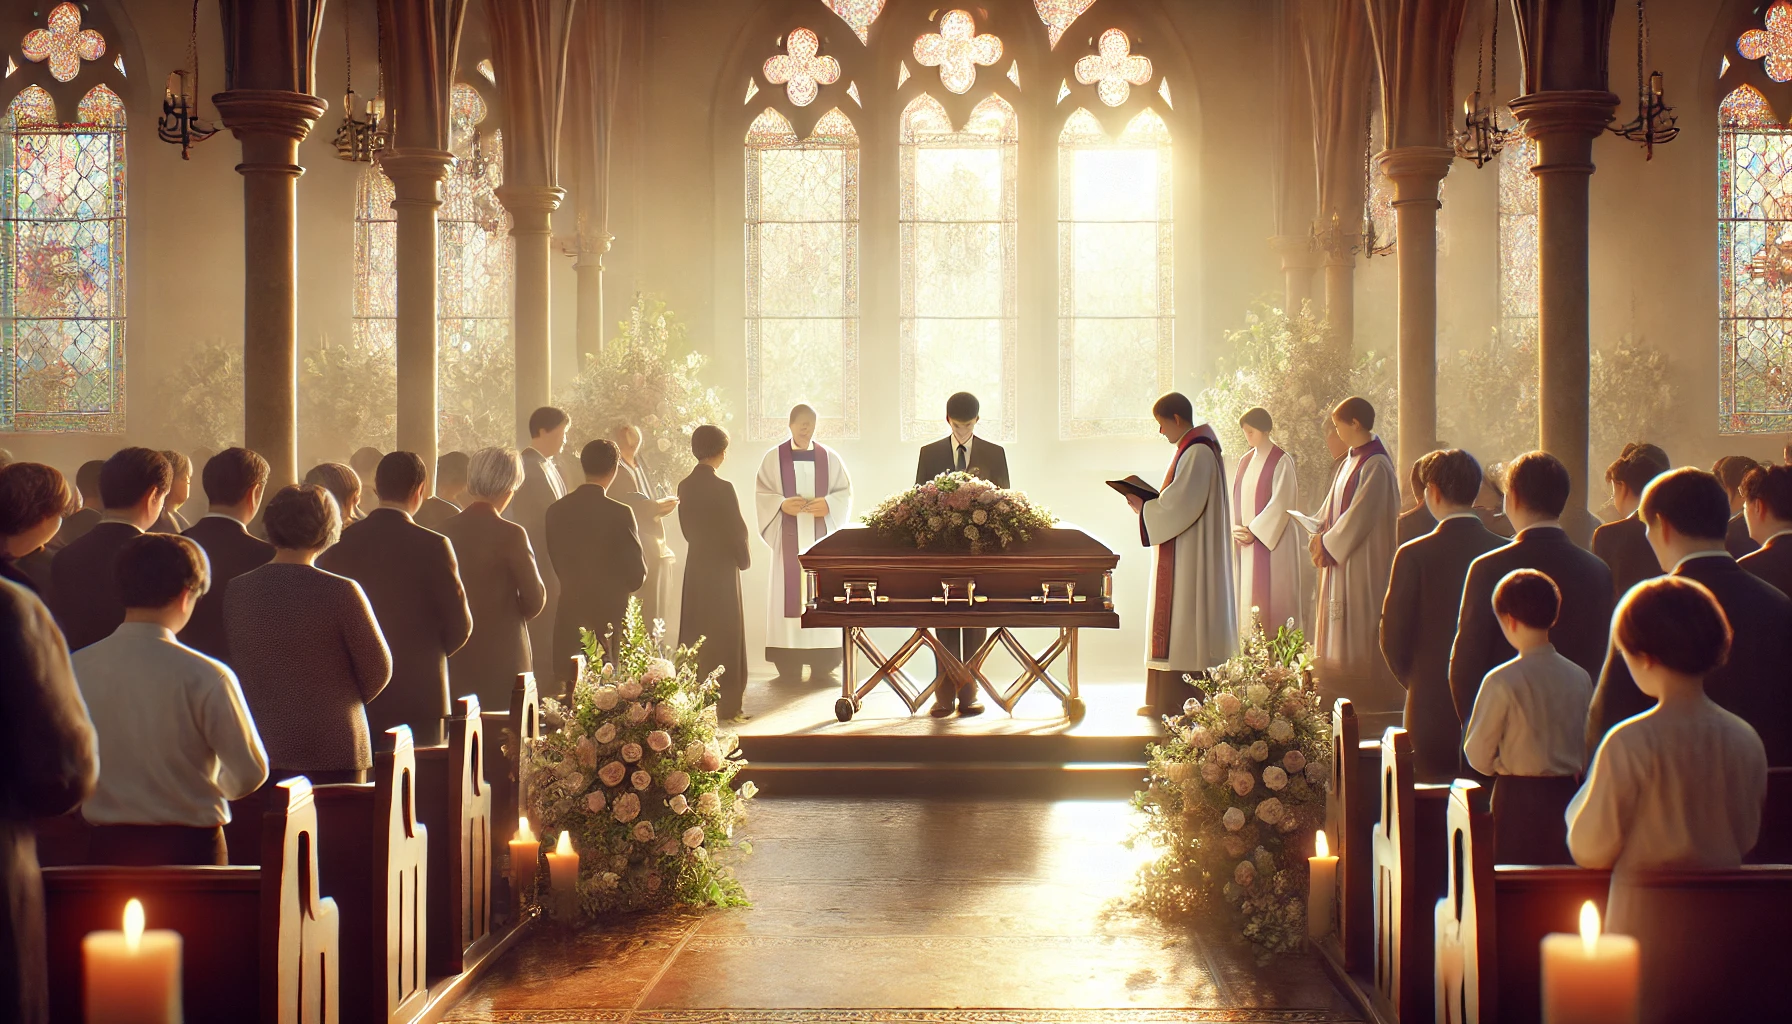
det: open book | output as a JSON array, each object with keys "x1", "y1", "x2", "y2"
[{"x1": 1105, "y1": 475, "x2": 1159, "y2": 501}]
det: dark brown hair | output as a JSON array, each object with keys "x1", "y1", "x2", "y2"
[
  {"x1": 304, "y1": 463, "x2": 361, "y2": 519},
  {"x1": 265, "y1": 484, "x2": 342, "y2": 551},
  {"x1": 0, "y1": 462, "x2": 78, "y2": 536},
  {"x1": 691, "y1": 425, "x2": 729, "y2": 461},
  {"x1": 1615, "y1": 575, "x2": 1732, "y2": 677},
  {"x1": 1503, "y1": 451, "x2": 1570, "y2": 518},
  {"x1": 116, "y1": 533, "x2": 210, "y2": 608},
  {"x1": 1606, "y1": 450, "x2": 1666, "y2": 498},
  {"x1": 1426, "y1": 449, "x2": 1483, "y2": 507},
  {"x1": 202, "y1": 448, "x2": 270, "y2": 507},
  {"x1": 99, "y1": 448, "x2": 173, "y2": 510},
  {"x1": 1741, "y1": 464, "x2": 1792, "y2": 523},
  {"x1": 1713, "y1": 455, "x2": 1761, "y2": 495},
  {"x1": 580, "y1": 438, "x2": 620, "y2": 479},
  {"x1": 1493, "y1": 568, "x2": 1561, "y2": 630},
  {"x1": 1639, "y1": 467, "x2": 1731, "y2": 542},
  {"x1": 1239, "y1": 407, "x2": 1273, "y2": 433},
  {"x1": 528, "y1": 406, "x2": 569, "y2": 438},
  {"x1": 374, "y1": 451, "x2": 427, "y2": 503},
  {"x1": 436, "y1": 450, "x2": 471, "y2": 489},
  {"x1": 1331, "y1": 396, "x2": 1375, "y2": 431}
]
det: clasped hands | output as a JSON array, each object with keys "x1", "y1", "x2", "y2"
[
  {"x1": 1307, "y1": 529, "x2": 1328, "y2": 567},
  {"x1": 781, "y1": 496, "x2": 829, "y2": 516}
]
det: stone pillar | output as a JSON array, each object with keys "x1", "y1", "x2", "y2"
[
  {"x1": 381, "y1": 151, "x2": 455, "y2": 488},
  {"x1": 212, "y1": 91, "x2": 328, "y2": 489},
  {"x1": 1508, "y1": 90, "x2": 1616, "y2": 532},
  {"x1": 574, "y1": 233, "x2": 612, "y2": 358},
  {"x1": 1272, "y1": 235, "x2": 1322, "y2": 317},
  {"x1": 499, "y1": 184, "x2": 566, "y2": 442},
  {"x1": 1380, "y1": 146, "x2": 1454, "y2": 489}
]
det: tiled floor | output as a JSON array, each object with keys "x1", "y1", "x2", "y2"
[{"x1": 446, "y1": 797, "x2": 1362, "y2": 1024}]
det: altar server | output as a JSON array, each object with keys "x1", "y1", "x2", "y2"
[
  {"x1": 1127, "y1": 392, "x2": 1234, "y2": 717},
  {"x1": 1310, "y1": 396, "x2": 1399, "y2": 709},
  {"x1": 754, "y1": 404, "x2": 853, "y2": 685},
  {"x1": 1230, "y1": 407, "x2": 1303, "y2": 638}
]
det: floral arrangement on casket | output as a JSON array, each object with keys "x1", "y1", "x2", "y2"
[
  {"x1": 527, "y1": 600, "x2": 755, "y2": 916},
  {"x1": 1131, "y1": 622, "x2": 1332, "y2": 957},
  {"x1": 861, "y1": 471, "x2": 1056, "y2": 553}
]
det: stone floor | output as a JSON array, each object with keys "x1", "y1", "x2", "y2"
[{"x1": 445, "y1": 797, "x2": 1362, "y2": 1024}]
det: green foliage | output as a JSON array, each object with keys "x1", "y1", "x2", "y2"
[
  {"x1": 1591, "y1": 335, "x2": 1683, "y2": 475},
  {"x1": 156, "y1": 336, "x2": 242, "y2": 452},
  {"x1": 1438, "y1": 327, "x2": 1539, "y2": 467},
  {"x1": 437, "y1": 329, "x2": 516, "y2": 452},
  {"x1": 557, "y1": 295, "x2": 731, "y2": 495},
  {"x1": 299, "y1": 337, "x2": 397, "y2": 455}
]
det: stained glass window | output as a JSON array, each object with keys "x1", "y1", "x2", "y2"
[
  {"x1": 899, "y1": 92, "x2": 1018, "y2": 441},
  {"x1": 745, "y1": 107, "x2": 860, "y2": 439},
  {"x1": 824, "y1": 0, "x2": 885, "y2": 46},
  {"x1": 1058, "y1": 107, "x2": 1172, "y2": 437},
  {"x1": 1497, "y1": 117, "x2": 1538, "y2": 353},
  {"x1": 1, "y1": 84, "x2": 126, "y2": 432},
  {"x1": 353, "y1": 82, "x2": 514, "y2": 446},
  {"x1": 1717, "y1": 84, "x2": 1792, "y2": 432},
  {"x1": 1034, "y1": 0, "x2": 1101, "y2": 49}
]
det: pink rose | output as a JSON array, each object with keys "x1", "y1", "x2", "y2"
[
  {"x1": 1255, "y1": 797, "x2": 1286, "y2": 826},
  {"x1": 617, "y1": 680, "x2": 643, "y2": 700},
  {"x1": 669, "y1": 794, "x2": 689, "y2": 814},
  {"x1": 699, "y1": 750, "x2": 723, "y2": 772},
  {"x1": 585, "y1": 791, "x2": 607, "y2": 813},
  {"x1": 626, "y1": 703, "x2": 650, "y2": 724},
  {"x1": 647, "y1": 730, "x2": 673, "y2": 752},
  {"x1": 645, "y1": 872, "x2": 661, "y2": 892},
  {"x1": 598, "y1": 762, "x2": 627, "y2": 787},
  {"x1": 682, "y1": 826, "x2": 705, "y2": 849},
  {"x1": 576, "y1": 736, "x2": 597, "y2": 767},
  {"x1": 632, "y1": 821, "x2": 654, "y2": 842},
  {"x1": 1234, "y1": 860, "x2": 1257, "y2": 887},
  {"x1": 631, "y1": 770, "x2": 652, "y2": 791},
  {"x1": 621, "y1": 742, "x2": 643, "y2": 763},
  {"x1": 594, "y1": 722, "x2": 617, "y2": 744},
  {"x1": 1283, "y1": 750, "x2": 1307, "y2": 774},
  {"x1": 1200, "y1": 758, "x2": 1225, "y2": 784},
  {"x1": 611, "y1": 792, "x2": 641, "y2": 823},
  {"x1": 1243, "y1": 707, "x2": 1270, "y2": 730},
  {"x1": 664, "y1": 770, "x2": 691, "y2": 796},
  {"x1": 1229, "y1": 768, "x2": 1255, "y2": 797},
  {"x1": 684, "y1": 740, "x2": 706, "y2": 761},
  {"x1": 655, "y1": 703, "x2": 678, "y2": 726}
]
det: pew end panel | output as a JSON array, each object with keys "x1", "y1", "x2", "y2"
[
  {"x1": 261, "y1": 778, "x2": 341, "y2": 1024},
  {"x1": 1371, "y1": 726, "x2": 1450, "y2": 1023},
  {"x1": 483, "y1": 671, "x2": 541, "y2": 925},
  {"x1": 1435, "y1": 780, "x2": 1494, "y2": 1024},
  {"x1": 1327, "y1": 698, "x2": 1379, "y2": 972},
  {"x1": 447, "y1": 695, "x2": 494, "y2": 968}
]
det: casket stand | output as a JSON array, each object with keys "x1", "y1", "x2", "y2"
[{"x1": 799, "y1": 525, "x2": 1120, "y2": 722}]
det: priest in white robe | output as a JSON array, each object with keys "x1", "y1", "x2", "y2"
[
  {"x1": 1231, "y1": 406, "x2": 1304, "y2": 640},
  {"x1": 754, "y1": 404, "x2": 853, "y2": 684},
  {"x1": 1126, "y1": 392, "x2": 1236, "y2": 717},
  {"x1": 1310, "y1": 396, "x2": 1400, "y2": 709}
]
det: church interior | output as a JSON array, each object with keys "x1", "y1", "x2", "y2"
[{"x1": 4, "y1": 0, "x2": 1791, "y2": 1022}]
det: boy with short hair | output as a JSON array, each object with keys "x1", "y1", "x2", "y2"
[{"x1": 1463, "y1": 568, "x2": 1591, "y2": 863}]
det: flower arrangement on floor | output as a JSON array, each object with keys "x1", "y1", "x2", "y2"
[
  {"x1": 1131, "y1": 622, "x2": 1331, "y2": 958},
  {"x1": 861, "y1": 471, "x2": 1056, "y2": 553},
  {"x1": 526, "y1": 600, "x2": 754, "y2": 916}
]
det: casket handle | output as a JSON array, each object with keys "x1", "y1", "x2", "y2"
[
  {"x1": 1031, "y1": 581, "x2": 1084, "y2": 604},
  {"x1": 933, "y1": 578, "x2": 977, "y2": 606},
  {"x1": 833, "y1": 580, "x2": 886, "y2": 605}
]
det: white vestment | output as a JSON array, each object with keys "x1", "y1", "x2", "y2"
[
  {"x1": 1316, "y1": 438, "x2": 1398, "y2": 687},
  {"x1": 1231, "y1": 443, "x2": 1305, "y2": 640},
  {"x1": 755, "y1": 442, "x2": 853, "y2": 650},
  {"x1": 1141, "y1": 430, "x2": 1237, "y2": 674}
]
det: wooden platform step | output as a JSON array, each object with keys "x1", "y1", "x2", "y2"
[{"x1": 736, "y1": 760, "x2": 1147, "y2": 797}]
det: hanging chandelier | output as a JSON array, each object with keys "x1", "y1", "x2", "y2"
[
  {"x1": 1454, "y1": 0, "x2": 1512, "y2": 167},
  {"x1": 156, "y1": 1, "x2": 217, "y2": 159},
  {"x1": 332, "y1": 13, "x2": 384, "y2": 161},
  {"x1": 1609, "y1": 0, "x2": 1677, "y2": 159}
]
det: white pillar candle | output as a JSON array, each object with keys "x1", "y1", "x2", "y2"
[
  {"x1": 509, "y1": 816, "x2": 540, "y2": 897},
  {"x1": 1541, "y1": 902, "x2": 1639, "y2": 1024},
  {"x1": 1307, "y1": 829, "x2": 1339, "y2": 939},
  {"x1": 83, "y1": 898, "x2": 182, "y2": 1024},
  {"x1": 545, "y1": 830, "x2": 580, "y2": 920}
]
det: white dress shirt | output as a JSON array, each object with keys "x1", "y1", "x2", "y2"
[
  {"x1": 1463, "y1": 643, "x2": 1593, "y2": 777},
  {"x1": 73, "y1": 622, "x2": 269, "y2": 826}
]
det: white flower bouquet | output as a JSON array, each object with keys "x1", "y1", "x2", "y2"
[
  {"x1": 861, "y1": 471, "x2": 1055, "y2": 553},
  {"x1": 1131, "y1": 621, "x2": 1332, "y2": 957},
  {"x1": 527, "y1": 599, "x2": 754, "y2": 916}
]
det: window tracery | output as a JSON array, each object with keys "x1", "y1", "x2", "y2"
[
  {"x1": 1718, "y1": 84, "x2": 1792, "y2": 431},
  {"x1": 1057, "y1": 107, "x2": 1171, "y2": 438},
  {"x1": 1034, "y1": 0, "x2": 1101, "y2": 49},
  {"x1": 823, "y1": 0, "x2": 886, "y2": 45},
  {"x1": 1073, "y1": 29, "x2": 1151, "y2": 107},
  {"x1": 764, "y1": 28, "x2": 840, "y2": 108},
  {"x1": 913, "y1": 10, "x2": 1003, "y2": 96},
  {"x1": 21, "y1": 3, "x2": 105, "y2": 84},
  {"x1": 1497, "y1": 115, "x2": 1538, "y2": 354},
  {"x1": 1, "y1": 83, "x2": 126, "y2": 432}
]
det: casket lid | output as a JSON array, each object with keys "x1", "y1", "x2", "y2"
[{"x1": 799, "y1": 524, "x2": 1119, "y2": 572}]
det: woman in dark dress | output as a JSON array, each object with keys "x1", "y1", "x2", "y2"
[{"x1": 677, "y1": 426, "x2": 752, "y2": 722}]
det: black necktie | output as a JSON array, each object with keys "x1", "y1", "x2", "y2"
[{"x1": 956, "y1": 444, "x2": 967, "y2": 472}]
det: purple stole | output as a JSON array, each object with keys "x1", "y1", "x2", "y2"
[
  {"x1": 1320, "y1": 437, "x2": 1389, "y2": 568},
  {"x1": 1232, "y1": 444, "x2": 1286, "y2": 615},
  {"x1": 1151, "y1": 425, "x2": 1224, "y2": 661},
  {"x1": 778, "y1": 441, "x2": 830, "y2": 618}
]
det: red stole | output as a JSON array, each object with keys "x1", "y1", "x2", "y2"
[
  {"x1": 1320, "y1": 437, "x2": 1389, "y2": 568},
  {"x1": 1150, "y1": 426, "x2": 1224, "y2": 661},
  {"x1": 1232, "y1": 444, "x2": 1285, "y2": 619},
  {"x1": 777, "y1": 441, "x2": 830, "y2": 618}
]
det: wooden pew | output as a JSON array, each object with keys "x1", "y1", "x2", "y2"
[
  {"x1": 312, "y1": 725, "x2": 429, "y2": 1024},
  {"x1": 479, "y1": 672, "x2": 542, "y2": 923},
  {"x1": 1325, "y1": 698, "x2": 1381, "y2": 971},
  {"x1": 413, "y1": 696, "x2": 493, "y2": 978},
  {"x1": 1435, "y1": 778, "x2": 1792, "y2": 1024},
  {"x1": 42, "y1": 778, "x2": 340, "y2": 1024},
  {"x1": 1371, "y1": 727, "x2": 1450, "y2": 1022}
]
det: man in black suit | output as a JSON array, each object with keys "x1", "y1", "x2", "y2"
[
  {"x1": 178, "y1": 448, "x2": 274, "y2": 665},
  {"x1": 1380, "y1": 449, "x2": 1505, "y2": 782},
  {"x1": 1448, "y1": 451, "x2": 1614, "y2": 727},
  {"x1": 915, "y1": 391, "x2": 1010, "y2": 717},
  {"x1": 1591, "y1": 443, "x2": 1670, "y2": 601},
  {"x1": 1715, "y1": 455, "x2": 1763, "y2": 558},
  {"x1": 1586, "y1": 468, "x2": 1792, "y2": 764},
  {"x1": 319, "y1": 451, "x2": 473, "y2": 746},
  {"x1": 414, "y1": 450, "x2": 469, "y2": 531},
  {"x1": 50, "y1": 448, "x2": 171, "y2": 651},
  {"x1": 1740, "y1": 463, "x2": 1792, "y2": 596},
  {"x1": 506, "y1": 407, "x2": 570, "y2": 684},
  {"x1": 546, "y1": 440, "x2": 647, "y2": 681},
  {"x1": 55, "y1": 460, "x2": 106, "y2": 550}
]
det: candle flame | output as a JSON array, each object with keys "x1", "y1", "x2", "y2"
[
  {"x1": 123, "y1": 898, "x2": 145, "y2": 952},
  {"x1": 555, "y1": 830, "x2": 573, "y2": 856},
  {"x1": 1315, "y1": 830, "x2": 1330, "y2": 858},
  {"x1": 1579, "y1": 900, "x2": 1600, "y2": 953},
  {"x1": 517, "y1": 816, "x2": 534, "y2": 843}
]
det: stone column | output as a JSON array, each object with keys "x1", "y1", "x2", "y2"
[
  {"x1": 1272, "y1": 235, "x2": 1322, "y2": 317},
  {"x1": 1508, "y1": 90, "x2": 1617, "y2": 533},
  {"x1": 1380, "y1": 146, "x2": 1454, "y2": 488},
  {"x1": 212, "y1": 91, "x2": 328, "y2": 489},
  {"x1": 574, "y1": 233, "x2": 612, "y2": 358},
  {"x1": 381, "y1": 151, "x2": 455, "y2": 487},
  {"x1": 499, "y1": 184, "x2": 566, "y2": 442}
]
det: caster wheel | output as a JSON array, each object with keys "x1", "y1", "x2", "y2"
[
  {"x1": 835, "y1": 697, "x2": 855, "y2": 723},
  {"x1": 1064, "y1": 697, "x2": 1087, "y2": 723}
]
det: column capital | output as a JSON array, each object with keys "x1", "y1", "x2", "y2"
[
  {"x1": 1376, "y1": 146, "x2": 1454, "y2": 205},
  {"x1": 1508, "y1": 90, "x2": 1620, "y2": 140},
  {"x1": 380, "y1": 149, "x2": 455, "y2": 204},
  {"x1": 497, "y1": 184, "x2": 567, "y2": 217},
  {"x1": 211, "y1": 90, "x2": 328, "y2": 143}
]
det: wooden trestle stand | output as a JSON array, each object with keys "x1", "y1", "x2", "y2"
[{"x1": 798, "y1": 526, "x2": 1120, "y2": 722}]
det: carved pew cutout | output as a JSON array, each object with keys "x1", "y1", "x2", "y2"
[
  {"x1": 1370, "y1": 727, "x2": 1450, "y2": 1022},
  {"x1": 481, "y1": 672, "x2": 541, "y2": 923},
  {"x1": 43, "y1": 777, "x2": 340, "y2": 1024},
  {"x1": 313, "y1": 725, "x2": 429, "y2": 1024},
  {"x1": 1325, "y1": 698, "x2": 1380, "y2": 970},
  {"x1": 414, "y1": 696, "x2": 492, "y2": 977}
]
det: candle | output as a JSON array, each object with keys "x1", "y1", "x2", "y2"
[
  {"x1": 83, "y1": 898, "x2": 182, "y2": 1024},
  {"x1": 509, "y1": 816, "x2": 540, "y2": 897},
  {"x1": 546, "y1": 830, "x2": 580, "y2": 921},
  {"x1": 1307, "y1": 829, "x2": 1339, "y2": 940},
  {"x1": 1541, "y1": 902, "x2": 1639, "y2": 1024}
]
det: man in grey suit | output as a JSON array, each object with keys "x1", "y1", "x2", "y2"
[
  {"x1": 610, "y1": 423, "x2": 679, "y2": 632},
  {"x1": 506, "y1": 407, "x2": 570, "y2": 684}
]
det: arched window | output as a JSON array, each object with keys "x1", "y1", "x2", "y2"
[
  {"x1": 744, "y1": 106, "x2": 859, "y2": 439},
  {"x1": 1497, "y1": 122, "x2": 1539, "y2": 351},
  {"x1": 1057, "y1": 106, "x2": 1171, "y2": 437},
  {"x1": 1717, "y1": 84, "x2": 1792, "y2": 432},
  {"x1": 352, "y1": 82, "x2": 513, "y2": 447},
  {"x1": 1, "y1": 83, "x2": 125, "y2": 432},
  {"x1": 899, "y1": 92, "x2": 1019, "y2": 441}
]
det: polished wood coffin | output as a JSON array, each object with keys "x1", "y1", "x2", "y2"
[{"x1": 799, "y1": 525, "x2": 1120, "y2": 629}]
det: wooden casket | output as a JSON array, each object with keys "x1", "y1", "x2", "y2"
[{"x1": 799, "y1": 525, "x2": 1119, "y2": 720}]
